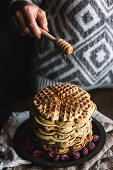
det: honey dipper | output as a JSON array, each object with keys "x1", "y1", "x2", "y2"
[{"x1": 39, "y1": 27, "x2": 73, "y2": 55}]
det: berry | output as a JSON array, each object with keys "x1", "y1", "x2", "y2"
[
  {"x1": 33, "y1": 150, "x2": 40, "y2": 157},
  {"x1": 61, "y1": 154, "x2": 69, "y2": 161},
  {"x1": 88, "y1": 142, "x2": 95, "y2": 151},
  {"x1": 54, "y1": 155, "x2": 60, "y2": 162},
  {"x1": 48, "y1": 151, "x2": 55, "y2": 158},
  {"x1": 93, "y1": 135, "x2": 99, "y2": 143},
  {"x1": 82, "y1": 147, "x2": 88, "y2": 156},
  {"x1": 74, "y1": 152, "x2": 80, "y2": 160}
]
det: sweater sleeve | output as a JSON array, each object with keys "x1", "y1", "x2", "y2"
[
  {"x1": 9, "y1": 0, "x2": 42, "y2": 7},
  {"x1": 9, "y1": 0, "x2": 33, "y2": 6}
]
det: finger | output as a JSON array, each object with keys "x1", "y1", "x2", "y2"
[
  {"x1": 37, "y1": 10, "x2": 48, "y2": 32},
  {"x1": 11, "y1": 16, "x2": 25, "y2": 36},
  {"x1": 16, "y1": 11, "x2": 34, "y2": 37},
  {"x1": 24, "y1": 11, "x2": 41, "y2": 39}
]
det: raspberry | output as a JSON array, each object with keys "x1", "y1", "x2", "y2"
[
  {"x1": 61, "y1": 154, "x2": 69, "y2": 161},
  {"x1": 53, "y1": 155, "x2": 60, "y2": 162},
  {"x1": 33, "y1": 150, "x2": 40, "y2": 157},
  {"x1": 88, "y1": 142, "x2": 95, "y2": 151},
  {"x1": 48, "y1": 151, "x2": 55, "y2": 158},
  {"x1": 74, "y1": 152, "x2": 80, "y2": 160},
  {"x1": 81, "y1": 147, "x2": 88, "y2": 155},
  {"x1": 93, "y1": 135, "x2": 99, "y2": 143}
]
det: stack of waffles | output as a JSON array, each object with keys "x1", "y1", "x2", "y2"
[{"x1": 30, "y1": 84, "x2": 96, "y2": 154}]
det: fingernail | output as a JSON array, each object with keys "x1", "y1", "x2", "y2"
[
  {"x1": 44, "y1": 26, "x2": 49, "y2": 32},
  {"x1": 46, "y1": 28, "x2": 49, "y2": 32},
  {"x1": 46, "y1": 26, "x2": 49, "y2": 31}
]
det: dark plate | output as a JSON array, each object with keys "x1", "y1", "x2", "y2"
[{"x1": 13, "y1": 118, "x2": 106, "y2": 168}]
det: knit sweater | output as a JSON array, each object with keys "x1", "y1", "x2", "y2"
[{"x1": 11, "y1": 0, "x2": 113, "y2": 91}]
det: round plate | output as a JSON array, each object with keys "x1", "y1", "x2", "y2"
[{"x1": 13, "y1": 118, "x2": 106, "y2": 168}]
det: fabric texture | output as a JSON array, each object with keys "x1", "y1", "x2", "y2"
[
  {"x1": 0, "y1": 110, "x2": 113, "y2": 169},
  {"x1": 9, "y1": 0, "x2": 113, "y2": 91},
  {"x1": 9, "y1": 0, "x2": 32, "y2": 6},
  {"x1": 32, "y1": 0, "x2": 113, "y2": 91},
  {"x1": 9, "y1": 0, "x2": 41, "y2": 6}
]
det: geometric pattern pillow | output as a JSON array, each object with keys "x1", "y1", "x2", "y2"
[{"x1": 32, "y1": 0, "x2": 113, "y2": 88}]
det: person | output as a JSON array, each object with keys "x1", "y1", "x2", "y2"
[{"x1": 9, "y1": 0, "x2": 113, "y2": 92}]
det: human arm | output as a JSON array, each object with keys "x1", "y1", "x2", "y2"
[{"x1": 9, "y1": 0, "x2": 48, "y2": 38}]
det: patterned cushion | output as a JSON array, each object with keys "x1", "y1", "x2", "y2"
[{"x1": 32, "y1": 0, "x2": 113, "y2": 89}]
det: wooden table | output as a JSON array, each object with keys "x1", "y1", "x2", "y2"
[
  {"x1": 89, "y1": 88, "x2": 113, "y2": 120},
  {"x1": 0, "y1": 88, "x2": 113, "y2": 169}
]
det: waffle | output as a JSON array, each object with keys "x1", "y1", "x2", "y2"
[
  {"x1": 31, "y1": 113, "x2": 92, "y2": 140},
  {"x1": 35, "y1": 131, "x2": 93, "y2": 154},
  {"x1": 32, "y1": 120, "x2": 91, "y2": 141},
  {"x1": 70, "y1": 132, "x2": 93, "y2": 152},
  {"x1": 32, "y1": 121, "x2": 92, "y2": 147},
  {"x1": 33, "y1": 84, "x2": 96, "y2": 123},
  {"x1": 30, "y1": 83, "x2": 96, "y2": 154}
]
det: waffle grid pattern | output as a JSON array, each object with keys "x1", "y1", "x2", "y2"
[
  {"x1": 30, "y1": 84, "x2": 96, "y2": 154},
  {"x1": 33, "y1": 84, "x2": 96, "y2": 122}
]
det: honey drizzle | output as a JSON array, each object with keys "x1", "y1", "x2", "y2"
[{"x1": 64, "y1": 54, "x2": 68, "y2": 81}]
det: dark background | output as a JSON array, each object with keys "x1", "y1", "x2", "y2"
[{"x1": 0, "y1": 0, "x2": 34, "y2": 107}]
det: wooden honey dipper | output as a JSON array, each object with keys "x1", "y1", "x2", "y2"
[{"x1": 39, "y1": 27, "x2": 73, "y2": 55}]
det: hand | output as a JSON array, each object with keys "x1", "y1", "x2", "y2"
[{"x1": 9, "y1": 1, "x2": 48, "y2": 38}]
